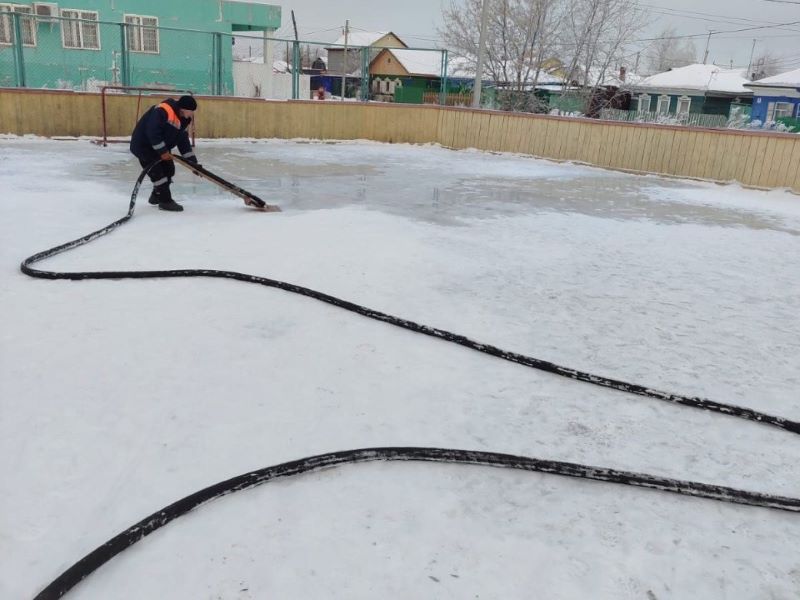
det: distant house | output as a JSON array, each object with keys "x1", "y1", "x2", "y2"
[
  {"x1": 325, "y1": 31, "x2": 407, "y2": 75},
  {"x1": 369, "y1": 48, "x2": 445, "y2": 103},
  {"x1": 744, "y1": 68, "x2": 800, "y2": 129},
  {"x1": 630, "y1": 64, "x2": 752, "y2": 117}
]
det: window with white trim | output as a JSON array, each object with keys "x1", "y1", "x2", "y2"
[
  {"x1": 124, "y1": 14, "x2": 159, "y2": 54},
  {"x1": 677, "y1": 95, "x2": 691, "y2": 115},
  {"x1": 0, "y1": 5, "x2": 12, "y2": 45},
  {"x1": 656, "y1": 94, "x2": 670, "y2": 114},
  {"x1": 765, "y1": 101, "x2": 795, "y2": 121},
  {"x1": 0, "y1": 4, "x2": 37, "y2": 46},
  {"x1": 60, "y1": 9, "x2": 100, "y2": 50},
  {"x1": 636, "y1": 93, "x2": 649, "y2": 112}
]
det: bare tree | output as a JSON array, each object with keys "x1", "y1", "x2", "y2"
[
  {"x1": 440, "y1": 0, "x2": 646, "y2": 113},
  {"x1": 557, "y1": 0, "x2": 648, "y2": 112},
  {"x1": 750, "y1": 52, "x2": 782, "y2": 80},
  {"x1": 644, "y1": 27, "x2": 697, "y2": 74},
  {"x1": 440, "y1": 0, "x2": 563, "y2": 109},
  {"x1": 559, "y1": 0, "x2": 647, "y2": 87}
]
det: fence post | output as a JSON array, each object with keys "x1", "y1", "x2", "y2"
[
  {"x1": 119, "y1": 24, "x2": 130, "y2": 86},
  {"x1": 360, "y1": 46, "x2": 369, "y2": 101},
  {"x1": 439, "y1": 49, "x2": 448, "y2": 106},
  {"x1": 214, "y1": 33, "x2": 223, "y2": 95},
  {"x1": 11, "y1": 12, "x2": 26, "y2": 87},
  {"x1": 292, "y1": 40, "x2": 300, "y2": 99}
]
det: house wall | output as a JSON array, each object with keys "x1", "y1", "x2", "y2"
[
  {"x1": 641, "y1": 94, "x2": 705, "y2": 114},
  {"x1": 232, "y1": 63, "x2": 308, "y2": 100},
  {"x1": 326, "y1": 33, "x2": 405, "y2": 74},
  {"x1": 702, "y1": 96, "x2": 738, "y2": 116},
  {"x1": 751, "y1": 95, "x2": 800, "y2": 123},
  {"x1": 638, "y1": 93, "x2": 749, "y2": 116},
  {"x1": 1, "y1": 88, "x2": 798, "y2": 192},
  {"x1": 0, "y1": 1, "x2": 279, "y2": 92},
  {"x1": 369, "y1": 51, "x2": 408, "y2": 76}
]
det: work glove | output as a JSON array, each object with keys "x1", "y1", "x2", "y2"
[{"x1": 160, "y1": 151, "x2": 173, "y2": 161}]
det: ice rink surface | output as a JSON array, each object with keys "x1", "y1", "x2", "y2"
[{"x1": 2, "y1": 138, "x2": 800, "y2": 599}]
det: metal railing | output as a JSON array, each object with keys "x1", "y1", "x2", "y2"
[
  {"x1": 0, "y1": 11, "x2": 451, "y2": 104},
  {"x1": 600, "y1": 108, "x2": 728, "y2": 129}
]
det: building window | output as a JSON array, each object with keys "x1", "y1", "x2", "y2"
[
  {"x1": 0, "y1": 5, "x2": 13, "y2": 45},
  {"x1": 767, "y1": 101, "x2": 795, "y2": 121},
  {"x1": 636, "y1": 94, "x2": 649, "y2": 112},
  {"x1": 657, "y1": 94, "x2": 670, "y2": 114},
  {"x1": 124, "y1": 14, "x2": 159, "y2": 54},
  {"x1": 61, "y1": 9, "x2": 100, "y2": 50},
  {"x1": 677, "y1": 96, "x2": 691, "y2": 114},
  {"x1": 0, "y1": 4, "x2": 37, "y2": 46}
]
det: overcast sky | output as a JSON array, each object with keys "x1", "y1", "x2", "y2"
[{"x1": 266, "y1": 0, "x2": 800, "y2": 73}]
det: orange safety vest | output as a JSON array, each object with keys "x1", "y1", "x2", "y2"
[{"x1": 157, "y1": 102, "x2": 182, "y2": 129}]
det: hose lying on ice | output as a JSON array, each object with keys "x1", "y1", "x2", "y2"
[{"x1": 22, "y1": 164, "x2": 800, "y2": 599}]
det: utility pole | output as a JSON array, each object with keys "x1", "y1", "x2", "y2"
[
  {"x1": 472, "y1": 0, "x2": 490, "y2": 108},
  {"x1": 747, "y1": 39, "x2": 758, "y2": 78},
  {"x1": 341, "y1": 19, "x2": 349, "y2": 101},
  {"x1": 703, "y1": 30, "x2": 713, "y2": 64}
]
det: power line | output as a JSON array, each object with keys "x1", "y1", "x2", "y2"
[
  {"x1": 634, "y1": 1, "x2": 800, "y2": 29},
  {"x1": 634, "y1": 19, "x2": 800, "y2": 42}
]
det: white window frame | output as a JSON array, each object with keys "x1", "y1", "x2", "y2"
[
  {"x1": 124, "y1": 14, "x2": 159, "y2": 54},
  {"x1": 656, "y1": 94, "x2": 671, "y2": 114},
  {"x1": 60, "y1": 9, "x2": 100, "y2": 50},
  {"x1": 0, "y1": 3, "x2": 37, "y2": 47},
  {"x1": 636, "y1": 93, "x2": 649, "y2": 112},
  {"x1": 0, "y1": 4, "x2": 12, "y2": 45},
  {"x1": 773, "y1": 101, "x2": 794, "y2": 119},
  {"x1": 676, "y1": 95, "x2": 691, "y2": 115}
]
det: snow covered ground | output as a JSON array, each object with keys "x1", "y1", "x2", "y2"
[{"x1": 2, "y1": 137, "x2": 800, "y2": 599}]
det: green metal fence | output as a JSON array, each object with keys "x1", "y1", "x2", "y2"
[{"x1": 0, "y1": 12, "x2": 450, "y2": 104}]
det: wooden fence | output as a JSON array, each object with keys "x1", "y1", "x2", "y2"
[{"x1": 1, "y1": 88, "x2": 798, "y2": 192}]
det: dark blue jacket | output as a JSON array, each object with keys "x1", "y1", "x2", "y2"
[{"x1": 130, "y1": 98, "x2": 194, "y2": 161}]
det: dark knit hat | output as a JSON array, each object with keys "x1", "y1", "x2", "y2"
[{"x1": 177, "y1": 95, "x2": 197, "y2": 111}]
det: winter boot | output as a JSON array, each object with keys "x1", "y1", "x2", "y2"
[
  {"x1": 159, "y1": 199, "x2": 184, "y2": 212},
  {"x1": 154, "y1": 185, "x2": 184, "y2": 212},
  {"x1": 148, "y1": 190, "x2": 159, "y2": 205}
]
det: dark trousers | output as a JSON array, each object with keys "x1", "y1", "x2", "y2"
[{"x1": 137, "y1": 156, "x2": 175, "y2": 190}]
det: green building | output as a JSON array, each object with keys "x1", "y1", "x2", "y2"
[
  {"x1": 629, "y1": 64, "x2": 752, "y2": 119},
  {"x1": 0, "y1": 0, "x2": 280, "y2": 94}
]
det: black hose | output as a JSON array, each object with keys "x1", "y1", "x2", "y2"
[
  {"x1": 31, "y1": 446, "x2": 800, "y2": 599},
  {"x1": 22, "y1": 165, "x2": 800, "y2": 599},
  {"x1": 20, "y1": 169, "x2": 800, "y2": 437}
]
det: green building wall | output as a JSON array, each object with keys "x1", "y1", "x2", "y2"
[
  {"x1": 1, "y1": 0, "x2": 279, "y2": 93},
  {"x1": 641, "y1": 93, "x2": 750, "y2": 116}
]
